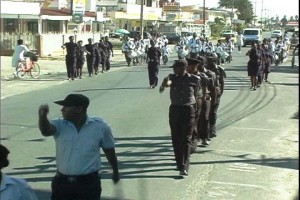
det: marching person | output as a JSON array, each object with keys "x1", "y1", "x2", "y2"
[
  {"x1": 76, "y1": 40, "x2": 88, "y2": 79},
  {"x1": 104, "y1": 36, "x2": 114, "y2": 71},
  {"x1": 146, "y1": 39, "x2": 161, "y2": 89},
  {"x1": 205, "y1": 53, "x2": 226, "y2": 139},
  {"x1": 62, "y1": 36, "x2": 78, "y2": 80},
  {"x1": 246, "y1": 42, "x2": 260, "y2": 90},
  {"x1": 186, "y1": 57, "x2": 210, "y2": 148},
  {"x1": 159, "y1": 59, "x2": 201, "y2": 176},
  {"x1": 0, "y1": 144, "x2": 38, "y2": 200},
  {"x1": 188, "y1": 33, "x2": 200, "y2": 58},
  {"x1": 85, "y1": 38, "x2": 96, "y2": 77},
  {"x1": 38, "y1": 93, "x2": 120, "y2": 200}
]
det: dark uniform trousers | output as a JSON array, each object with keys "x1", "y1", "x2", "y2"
[
  {"x1": 148, "y1": 61, "x2": 159, "y2": 87},
  {"x1": 169, "y1": 104, "x2": 195, "y2": 171},
  {"x1": 51, "y1": 171, "x2": 101, "y2": 200},
  {"x1": 106, "y1": 54, "x2": 111, "y2": 71},
  {"x1": 209, "y1": 96, "x2": 220, "y2": 136},
  {"x1": 197, "y1": 96, "x2": 211, "y2": 140},
  {"x1": 190, "y1": 52, "x2": 198, "y2": 58},
  {"x1": 86, "y1": 55, "x2": 95, "y2": 76},
  {"x1": 65, "y1": 56, "x2": 76, "y2": 79}
]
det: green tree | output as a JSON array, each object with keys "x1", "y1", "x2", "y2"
[
  {"x1": 281, "y1": 15, "x2": 288, "y2": 28},
  {"x1": 295, "y1": 15, "x2": 298, "y2": 21},
  {"x1": 218, "y1": 0, "x2": 254, "y2": 23}
]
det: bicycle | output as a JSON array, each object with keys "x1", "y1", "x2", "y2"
[{"x1": 16, "y1": 54, "x2": 40, "y2": 79}]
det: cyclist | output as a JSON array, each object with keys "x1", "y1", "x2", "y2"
[{"x1": 11, "y1": 39, "x2": 31, "y2": 78}]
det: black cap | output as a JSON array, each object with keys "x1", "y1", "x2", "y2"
[
  {"x1": 186, "y1": 58, "x2": 201, "y2": 66},
  {"x1": 206, "y1": 53, "x2": 217, "y2": 61},
  {"x1": 172, "y1": 59, "x2": 188, "y2": 68},
  {"x1": 54, "y1": 94, "x2": 90, "y2": 108},
  {"x1": 0, "y1": 144, "x2": 10, "y2": 169}
]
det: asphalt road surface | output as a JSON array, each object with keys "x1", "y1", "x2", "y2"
[{"x1": 0, "y1": 45, "x2": 298, "y2": 200}]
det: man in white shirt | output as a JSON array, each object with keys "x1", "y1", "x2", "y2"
[
  {"x1": 0, "y1": 144, "x2": 38, "y2": 200},
  {"x1": 11, "y1": 39, "x2": 31, "y2": 77}
]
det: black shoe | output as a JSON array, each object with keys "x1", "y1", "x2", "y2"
[
  {"x1": 202, "y1": 139, "x2": 209, "y2": 145},
  {"x1": 179, "y1": 169, "x2": 188, "y2": 176},
  {"x1": 210, "y1": 133, "x2": 217, "y2": 138}
]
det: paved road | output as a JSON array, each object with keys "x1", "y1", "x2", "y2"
[{"x1": 0, "y1": 45, "x2": 298, "y2": 200}]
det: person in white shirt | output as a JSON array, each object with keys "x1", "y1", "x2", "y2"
[
  {"x1": 188, "y1": 33, "x2": 200, "y2": 58},
  {"x1": 236, "y1": 32, "x2": 244, "y2": 53},
  {"x1": 0, "y1": 144, "x2": 38, "y2": 200},
  {"x1": 11, "y1": 39, "x2": 31, "y2": 77},
  {"x1": 162, "y1": 42, "x2": 172, "y2": 65}
]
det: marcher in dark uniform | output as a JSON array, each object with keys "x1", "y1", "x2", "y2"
[
  {"x1": 186, "y1": 57, "x2": 209, "y2": 150},
  {"x1": 194, "y1": 56, "x2": 217, "y2": 144},
  {"x1": 205, "y1": 53, "x2": 226, "y2": 139},
  {"x1": 146, "y1": 40, "x2": 161, "y2": 88},
  {"x1": 246, "y1": 42, "x2": 259, "y2": 90},
  {"x1": 85, "y1": 38, "x2": 96, "y2": 77},
  {"x1": 94, "y1": 41, "x2": 101, "y2": 75},
  {"x1": 104, "y1": 36, "x2": 114, "y2": 71},
  {"x1": 256, "y1": 43, "x2": 265, "y2": 87},
  {"x1": 159, "y1": 59, "x2": 201, "y2": 176},
  {"x1": 62, "y1": 36, "x2": 78, "y2": 80},
  {"x1": 98, "y1": 37, "x2": 108, "y2": 73},
  {"x1": 76, "y1": 40, "x2": 88, "y2": 79}
]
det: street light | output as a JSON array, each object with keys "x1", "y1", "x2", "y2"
[{"x1": 140, "y1": 0, "x2": 144, "y2": 39}]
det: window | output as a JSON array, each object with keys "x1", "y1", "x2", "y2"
[
  {"x1": 3, "y1": 19, "x2": 18, "y2": 33},
  {"x1": 47, "y1": 20, "x2": 60, "y2": 33},
  {"x1": 146, "y1": 0, "x2": 152, "y2": 7}
]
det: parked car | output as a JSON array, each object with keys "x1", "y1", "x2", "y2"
[
  {"x1": 220, "y1": 31, "x2": 237, "y2": 44},
  {"x1": 271, "y1": 30, "x2": 282, "y2": 38},
  {"x1": 128, "y1": 31, "x2": 152, "y2": 39},
  {"x1": 242, "y1": 28, "x2": 263, "y2": 46},
  {"x1": 164, "y1": 32, "x2": 181, "y2": 44}
]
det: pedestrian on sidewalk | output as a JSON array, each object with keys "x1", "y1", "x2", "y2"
[
  {"x1": 38, "y1": 94, "x2": 120, "y2": 200},
  {"x1": 0, "y1": 144, "x2": 38, "y2": 200},
  {"x1": 159, "y1": 59, "x2": 201, "y2": 176}
]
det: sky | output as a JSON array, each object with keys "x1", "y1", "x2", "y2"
[{"x1": 179, "y1": 0, "x2": 299, "y2": 19}]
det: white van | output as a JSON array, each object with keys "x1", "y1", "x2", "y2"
[{"x1": 242, "y1": 28, "x2": 263, "y2": 46}]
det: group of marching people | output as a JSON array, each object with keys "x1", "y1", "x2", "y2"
[
  {"x1": 246, "y1": 34, "x2": 290, "y2": 90},
  {"x1": 159, "y1": 50, "x2": 226, "y2": 175},
  {"x1": 121, "y1": 33, "x2": 171, "y2": 67},
  {"x1": 175, "y1": 33, "x2": 234, "y2": 65},
  {"x1": 62, "y1": 36, "x2": 114, "y2": 80}
]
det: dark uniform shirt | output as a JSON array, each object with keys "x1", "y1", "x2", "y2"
[
  {"x1": 77, "y1": 46, "x2": 86, "y2": 60},
  {"x1": 168, "y1": 73, "x2": 201, "y2": 106},
  {"x1": 85, "y1": 44, "x2": 96, "y2": 57},
  {"x1": 147, "y1": 46, "x2": 161, "y2": 64},
  {"x1": 64, "y1": 42, "x2": 78, "y2": 58}
]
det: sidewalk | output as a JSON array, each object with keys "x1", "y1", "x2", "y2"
[
  {"x1": 0, "y1": 49, "x2": 126, "y2": 80},
  {"x1": 0, "y1": 50, "x2": 128, "y2": 99}
]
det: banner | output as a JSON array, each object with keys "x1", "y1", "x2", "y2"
[
  {"x1": 96, "y1": 0, "x2": 118, "y2": 7},
  {"x1": 72, "y1": 0, "x2": 85, "y2": 14}
]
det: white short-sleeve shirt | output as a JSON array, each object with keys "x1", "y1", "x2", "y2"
[{"x1": 50, "y1": 116, "x2": 115, "y2": 175}]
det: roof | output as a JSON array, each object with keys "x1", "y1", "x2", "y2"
[{"x1": 41, "y1": 8, "x2": 96, "y2": 17}]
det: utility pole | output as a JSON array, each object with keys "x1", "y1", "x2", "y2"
[
  {"x1": 261, "y1": 0, "x2": 263, "y2": 29},
  {"x1": 139, "y1": 0, "x2": 144, "y2": 39},
  {"x1": 231, "y1": 0, "x2": 234, "y2": 29},
  {"x1": 254, "y1": 0, "x2": 257, "y2": 26},
  {"x1": 203, "y1": 0, "x2": 205, "y2": 37}
]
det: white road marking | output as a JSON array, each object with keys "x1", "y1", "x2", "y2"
[{"x1": 208, "y1": 181, "x2": 269, "y2": 190}]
